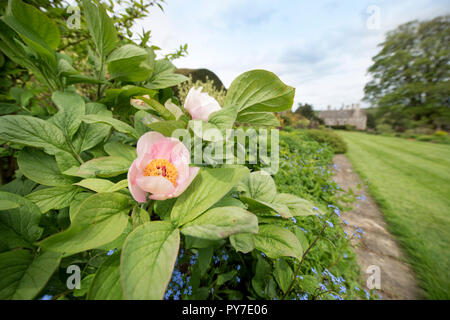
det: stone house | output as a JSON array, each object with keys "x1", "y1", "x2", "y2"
[{"x1": 318, "y1": 104, "x2": 367, "y2": 130}]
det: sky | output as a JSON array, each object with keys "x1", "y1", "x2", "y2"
[{"x1": 132, "y1": 0, "x2": 449, "y2": 110}]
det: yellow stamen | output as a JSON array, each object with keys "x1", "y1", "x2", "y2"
[{"x1": 143, "y1": 159, "x2": 178, "y2": 186}]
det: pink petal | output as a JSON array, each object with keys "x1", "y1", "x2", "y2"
[
  {"x1": 149, "y1": 138, "x2": 179, "y2": 160},
  {"x1": 136, "y1": 175, "x2": 175, "y2": 195},
  {"x1": 170, "y1": 141, "x2": 191, "y2": 183},
  {"x1": 127, "y1": 161, "x2": 147, "y2": 203},
  {"x1": 184, "y1": 87, "x2": 221, "y2": 121},
  {"x1": 172, "y1": 166, "x2": 200, "y2": 197},
  {"x1": 136, "y1": 131, "x2": 165, "y2": 156}
]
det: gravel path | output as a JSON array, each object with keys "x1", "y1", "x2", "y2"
[{"x1": 332, "y1": 154, "x2": 422, "y2": 300}]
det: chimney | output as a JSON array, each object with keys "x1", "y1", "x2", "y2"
[
  {"x1": 356, "y1": 103, "x2": 360, "y2": 112},
  {"x1": 351, "y1": 103, "x2": 354, "y2": 110},
  {"x1": 327, "y1": 105, "x2": 331, "y2": 110}
]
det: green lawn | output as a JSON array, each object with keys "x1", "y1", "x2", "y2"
[{"x1": 338, "y1": 131, "x2": 450, "y2": 299}]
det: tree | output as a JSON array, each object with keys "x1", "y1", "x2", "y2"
[
  {"x1": 294, "y1": 103, "x2": 314, "y2": 119},
  {"x1": 364, "y1": 15, "x2": 450, "y2": 131}
]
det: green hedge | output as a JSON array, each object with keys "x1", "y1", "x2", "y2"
[{"x1": 305, "y1": 129, "x2": 348, "y2": 154}]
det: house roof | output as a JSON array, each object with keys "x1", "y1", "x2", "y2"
[{"x1": 318, "y1": 109, "x2": 365, "y2": 119}]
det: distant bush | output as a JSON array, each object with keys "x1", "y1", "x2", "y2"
[
  {"x1": 177, "y1": 74, "x2": 226, "y2": 106},
  {"x1": 375, "y1": 123, "x2": 393, "y2": 134},
  {"x1": 306, "y1": 129, "x2": 347, "y2": 154},
  {"x1": 434, "y1": 130, "x2": 448, "y2": 137},
  {"x1": 417, "y1": 135, "x2": 434, "y2": 142},
  {"x1": 414, "y1": 127, "x2": 434, "y2": 135},
  {"x1": 344, "y1": 124, "x2": 355, "y2": 131}
]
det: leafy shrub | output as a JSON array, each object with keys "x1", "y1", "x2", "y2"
[
  {"x1": 434, "y1": 130, "x2": 448, "y2": 137},
  {"x1": 177, "y1": 74, "x2": 226, "y2": 106},
  {"x1": 375, "y1": 123, "x2": 393, "y2": 134},
  {"x1": 273, "y1": 130, "x2": 376, "y2": 300},
  {"x1": 417, "y1": 135, "x2": 435, "y2": 142},
  {"x1": 305, "y1": 129, "x2": 348, "y2": 154}
]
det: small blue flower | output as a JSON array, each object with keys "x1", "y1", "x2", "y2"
[
  {"x1": 236, "y1": 264, "x2": 241, "y2": 271},
  {"x1": 311, "y1": 267, "x2": 317, "y2": 274},
  {"x1": 261, "y1": 252, "x2": 266, "y2": 258},
  {"x1": 326, "y1": 220, "x2": 334, "y2": 228},
  {"x1": 107, "y1": 249, "x2": 116, "y2": 256},
  {"x1": 236, "y1": 277, "x2": 240, "y2": 283},
  {"x1": 291, "y1": 217, "x2": 297, "y2": 223},
  {"x1": 40, "y1": 294, "x2": 53, "y2": 300},
  {"x1": 312, "y1": 206, "x2": 319, "y2": 211}
]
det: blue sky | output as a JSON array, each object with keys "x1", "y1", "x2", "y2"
[{"x1": 133, "y1": 0, "x2": 449, "y2": 110}]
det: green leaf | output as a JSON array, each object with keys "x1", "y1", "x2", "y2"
[
  {"x1": 87, "y1": 251, "x2": 123, "y2": 300},
  {"x1": 26, "y1": 186, "x2": 80, "y2": 213},
  {"x1": 74, "y1": 178, "x2": 114, "y2": 193},
  {"x1": 180, "y1": 206, "x2": 258, "y2": 240},
  {"x1": 236, "y1": 111, "x2": 280, "y2": 127},
  {"x1": 104, "y1": 142, "x2": 137, "y2": 162},
  {"x1": 55, "y1": 151, "x2": 79, "y2": 173},
  {"x1": 208, "y1": 104, "x2": 239, "y2": 132},
  {"x1": 0, "y1": 250, "x2": 61, "y2": 300},
  {"x1": 73, "y1": 274, "x2": 95, "y2": 297},
  {"x1": 0, "y1": 102, "x2": 20, "y2": 115},
  {"x1": 108, "y1": 179, "x2": 128, "y2": 192},
  {"x1": 0, "y1": 192, "x2": 43, "y2": 250},
  {"x1": 96, "y1": 220, "x2": 132, "y2": 251},
  {"x1": 146, "y1": 120, "x2": 186, "y2": 137},
  {"x1": 225, "y1": 70, "x2": 295, "y2": 113},
  {"x1": 68, "y1": 192, "x2": 93, "y2": 221},
  {"x1": 239, "y1": 196, "x2": 292, "y2": 218},
  {"x1": 121, "y1": 221, "x2": 180, "y2": 300},
  {"x1": 216, "y1": 271, "x2": 235, "y2": 286},
  {"x1": 10, "y1": 87, "x2": 33, "y2": 107},
  {"x1": 238, "y1": 171, "x2": 277, "y2": 202},
  {"x1": 252, "y1": 255, "x2": 271, "y2": 298},
  {"x1": 145, "y1": 59, "x2": 188, "y2": 89},
  {"x1": 0, "y1": 115, "x2": 68, "y2": 154},
  {"x1": 82, "y1": 114, "x2": 139, "y2": 139},
  {"x1": 171, "y1": 166, "x2": 250, "y2": 226},
  {"x1": 273, "y1": 193, "x2": 322, "y2": 216},
  {"x1": 273, "y1": 258, "x2": 294, "y2": 293},
  {"x1": 133, "y1": 95, "x2": 174, "y2": 120},
  {"x1": 230, "y1": 233, "x2": 255, "y2": 254},
  {"x1": 4, "y1": 0, "x2": 60, "y2": 50},
  {"x1": 73, "y1": 103, "x2": 112, "y2": 153},
  {"x1": 197, "y1": 247, "x2": 213, "y2": 277},
  {"x1": 50, "y1": 91, "x2": 85, "y2": 139},
  {"x1": 82, "y1": 0, "x2": 117, "y2": 58},
  {"x1": 131, "y1": 206, "x2": 150, "y2": 229},
  {"x1": 78, "y1": 156, "x2": 131, "y2": 178},
  {"x1": 18, "y1": 148, "x2": 75, "y2": 186},
  {"x1": 253, "y1": 224, "x2": 303, "y2": 260},
  {"x1": 0, "y1": 200, "x2": 19, "y2": 211},
  {"x1": 38, "y1": 192, "x2": 131, "y2": 255},
  {"x1": 293, "y1": 228, "x2": 309, "y2": 251},
  {"x1": 107, "y1": 44, "x2": 152, "y2": 82}
]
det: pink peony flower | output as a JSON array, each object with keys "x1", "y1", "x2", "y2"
[
  {"x1": 128, "y1": 132, "x2": 199, "y2": 202},
  {"x1": 184, "y1": 87, "x2": 221, "y2": 122}
]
